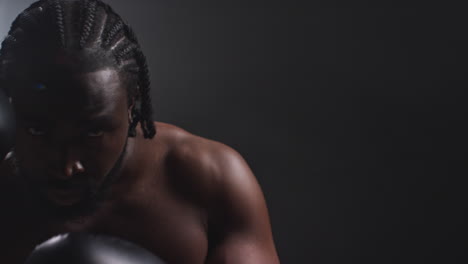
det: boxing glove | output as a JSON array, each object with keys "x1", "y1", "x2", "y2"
[{"x1": 25, "y1": 233, "x2": 167, "y2": 264}]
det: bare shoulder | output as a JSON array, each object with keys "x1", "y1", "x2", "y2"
[
  {"x1": 154, "y1": 121, "x2": 265, "y2": 213},
  {"x1": 155, "y1": 122, "x2": 280, "y2": 263},
  {"x1": 155, "y1": 121, "x2": 251, "y2": 203}
]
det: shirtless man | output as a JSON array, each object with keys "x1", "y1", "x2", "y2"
[{"x1": 0, "y1": 0, "x2": 280, "y2": 263}]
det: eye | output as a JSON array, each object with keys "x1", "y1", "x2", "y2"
[
  {"x1": 27, "y1": 126, "x2": 46, "y2": 136},
  {"x1": 87, "y1": 128, "x2": 104, "y2": 137}
]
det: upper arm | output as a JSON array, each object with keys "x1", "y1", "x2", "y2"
[
  {"x1": 180, "y1": 140, "x2": 280, "y2": 264},
  {"x1": 168, "y1": 133, "x2": 280, "y2": 263}
]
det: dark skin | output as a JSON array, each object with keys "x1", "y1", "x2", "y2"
[{"x1": 0, "y1": 61, "x2": 280, "y2": 263}]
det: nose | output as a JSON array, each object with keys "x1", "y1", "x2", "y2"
[
  {"x1": 49, "y1": 144, "x2": 85, "y2": 180},
  {"x1": 62, "y1": 159, "x2": 85, "y2": 179}
]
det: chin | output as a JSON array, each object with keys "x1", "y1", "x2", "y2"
[{"x1": 30, "y1": 186, "x2": 102, "y2": 220}]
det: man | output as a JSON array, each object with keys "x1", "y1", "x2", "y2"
[{"x1": 0, "y1": 0, "x2": 280, "y2": 263}]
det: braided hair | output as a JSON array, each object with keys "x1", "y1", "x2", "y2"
[{"x1": 0, "y1": 0, "x2": 156, "y2": 138}]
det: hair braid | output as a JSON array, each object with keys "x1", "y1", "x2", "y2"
[
  {"x1": 102, "y1": 20, "x2": 124, "y2": 48},
  {"x1": 80, "y1": 0, "x2": 97, "y2": 48},
  {"x1": 53, "y1": 0, "x2": 66, "y2": 47},
  {"x1": 1, "y1": 35, "x2": 17, "y2": 51},
  {"x1": 15, "y1": 11, "x2": 36, "y2": 32},
  {"x1": 114, "y1": 41, "x2": 135, "y2": 64},
  {"x1": 134, "y1": 49, "x2": 155, "y2": 138},
  {"x1": 123, "y1": 25, "x2": 155, "y2": 138}
]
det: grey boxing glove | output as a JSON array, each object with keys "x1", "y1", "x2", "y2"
[{"x1": 25, "y1": 233, "x2": 167, "y2": 264}]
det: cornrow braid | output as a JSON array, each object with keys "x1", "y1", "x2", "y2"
[
  {"x1": 114, "y1": 40, "x2": 135, "y2": 64},
  {"x1": 15, "y1": 10, "x2": 37, "y2": 32},
  {"x1": 0, "y1": 0, "x2": 157, "y2": 139},
  {"x1": 80, "y1": 0, "x2": 97, "y2": 48},
  {"x1": 122, "y1": 25, "x2": 155, "y2": 138},
  {"x1": 102, "y1": 20, "x2": 124, "y2": 48},
  {"x1": 53, "y1": 0, "x2": 66, "y2": 47},
  {"x1": 133, "y1": 49, "x2": 155, "y2": 138},
  {"x1": 6, "y1": 0, "x2": 47, "y2": 36},
  {"x1": 93, "y1": 0, "x2": 156, "y2": 138},
  {"x1": 1, "y1": 35, "x2": 17, "y2": 52}
]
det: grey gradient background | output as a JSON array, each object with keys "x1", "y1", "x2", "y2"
[{"x1": 1, "y1": 1, "x2": 467, "y2": 263}]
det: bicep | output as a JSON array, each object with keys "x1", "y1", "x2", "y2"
[
  {"x1": 204, "y1": 148, "x2": 280, "y2": 264},
  {"x1": 205, "y1": 234, "x2": 279, "y2": 264}
]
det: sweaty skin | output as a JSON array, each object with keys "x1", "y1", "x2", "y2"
[{"x1": 0, "y1": 67, "x2": 280, "y2": 263}]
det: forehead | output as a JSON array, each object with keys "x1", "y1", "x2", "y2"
[{"x1": 12, "y1": 68, "x2": 127, "y2": 120}]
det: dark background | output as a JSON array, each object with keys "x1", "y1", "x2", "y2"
[{"x1": 1, "y1": 1, "x2": 466, "y2": 263}]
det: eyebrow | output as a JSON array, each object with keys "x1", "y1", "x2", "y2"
[
  {"x1": 18, "y1": 113, "x2": 116, "y2": 126},
  {"x1": 17, "y1": 112, "x2": 52, "y2": 123},
  {"x1": 80, "y1": 115, "x2": 116, "y2": 126}
]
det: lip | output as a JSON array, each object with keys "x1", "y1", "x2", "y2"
[{"x1": 45, "y1": 186, "x2": 85, "y2": 206}]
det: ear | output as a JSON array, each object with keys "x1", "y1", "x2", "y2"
[
  {"x1": 127, "y1": 85, "x2": 140, "y2": 121},
  {"x1": 128, "y1": 97, "x2": 135, "y2": 121}
]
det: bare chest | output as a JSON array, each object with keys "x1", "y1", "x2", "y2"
[{"x1": 0, "y1": 192, "x2": 208, "y2": 264}]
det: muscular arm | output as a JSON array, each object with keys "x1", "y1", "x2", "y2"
[
  {"x1": 171, "y1": 136, "x2": 280, "y2": 264},
  {"x1": 204, "y1": 146, "x2": 280, "y2": 264}
]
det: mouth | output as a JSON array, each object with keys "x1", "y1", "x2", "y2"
[
  {"x1": 41, "y1": 178, "x2": 89, "y2": 206},
  {"x1": 45, "y1": 186, "x2": 87, "y2": 206}
]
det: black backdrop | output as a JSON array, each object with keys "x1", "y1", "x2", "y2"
[{"x1": 1, "y1": 1, "x2": 467, "y2": 263}]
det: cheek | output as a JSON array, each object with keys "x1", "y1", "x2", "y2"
[
  {"x1": 81, "y1": 125, "x2": 129, "y2": 178},
  {"x1": 14, "y1": 129, "x2": 43, "y2": 170}
]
